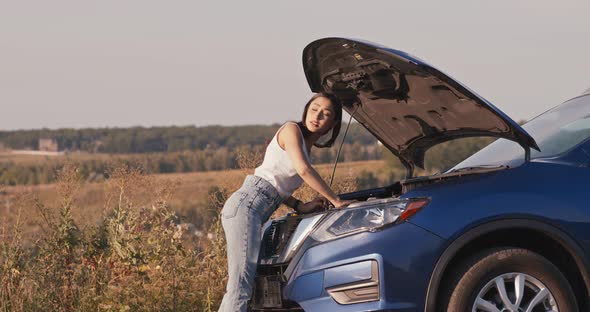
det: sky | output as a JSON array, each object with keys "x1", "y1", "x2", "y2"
[{"x1": 1, "y1": 0, "x2": 589, "y2": 130}]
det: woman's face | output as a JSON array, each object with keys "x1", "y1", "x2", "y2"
[{"x1": 305, "y1": 96, "x2": 335, "y2": 135}]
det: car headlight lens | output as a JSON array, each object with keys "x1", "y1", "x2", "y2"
[{"x1": 310, "y1": 197, "x2": 429, "y2": 242}]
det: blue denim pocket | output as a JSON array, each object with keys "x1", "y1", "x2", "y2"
[{"x1": 222, "y1": 191, "x2": 248, "y2": 219}]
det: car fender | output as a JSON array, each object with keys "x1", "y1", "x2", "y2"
[{"x1": 423, "y1": 218, "x2": 590, "y2": 312}]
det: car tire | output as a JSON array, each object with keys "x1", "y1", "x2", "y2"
[{"x1": 443, "y1": 247, "x2": 578, "y2": 312}]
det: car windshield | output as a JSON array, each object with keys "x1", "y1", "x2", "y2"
[{"x1": 451, "y1": 95, "x2": 590, "y2": 171}]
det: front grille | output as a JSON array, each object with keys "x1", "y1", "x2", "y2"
[
  {"x1": 250, "y1": 264, "x2": 303, "y2": 311},
  {"x1": 261, "y1": 217, "x2": 302, "y2": 258}
]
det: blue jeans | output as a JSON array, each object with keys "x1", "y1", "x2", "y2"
[{"x1": 218, "y1": 175, "x2": 283, "y2": 312}]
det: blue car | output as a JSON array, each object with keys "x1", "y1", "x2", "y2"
[{"x1": 249, "y1": 38, "x2": 590, "y2": 312}]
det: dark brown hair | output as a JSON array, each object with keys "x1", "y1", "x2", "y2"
[{"x1": 297, "y1": 92, "x2": 343, "y2": 148}]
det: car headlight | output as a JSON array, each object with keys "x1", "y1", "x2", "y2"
[{"x1": 310, "y1": 197, "x2": 430, "y2": 242}]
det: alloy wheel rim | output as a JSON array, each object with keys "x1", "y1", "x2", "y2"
[{"x1": 472, "y1": 272, "x2": 558, "y2": 312}]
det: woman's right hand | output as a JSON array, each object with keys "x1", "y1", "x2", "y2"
[{"x1": 331, "y1": 198, "x2": 355, "y2": 209}]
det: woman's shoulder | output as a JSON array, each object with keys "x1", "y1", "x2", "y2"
[
  {"x1": 282, "y1": 121, "x2": 300, "y2": 130},
  {"x1": 279, "y1": 121, "x2": 299, "y2": 130},
  {"x1": 278, "y1": 122, "x2": 303, "y2": 138},
  {"x1": 277, "y1": 122, "x2": 304, "y2": 147}
]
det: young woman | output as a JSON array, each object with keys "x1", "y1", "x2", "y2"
[{"x1": 218, "y1": 92, "x2": 353, "y2": 312}]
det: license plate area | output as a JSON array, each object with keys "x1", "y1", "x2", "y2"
[{"x1": 251, "y1": 275, "x2": 282, "y2": 308}]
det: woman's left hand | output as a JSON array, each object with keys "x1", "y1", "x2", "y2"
[{"x1": 297, "y1": 197, "x2": 330, "y2": 213}]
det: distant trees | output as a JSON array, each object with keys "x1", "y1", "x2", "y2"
[
  {"x1": 0, "y1": 123, "x2": 378, "y2": 154},
  {"x1": 0, "y1": 123, "x2": 380, "y2": 186},
  {"x1": 0, "y1": 141, "x2": 380, "y2": 186},
  {"x1": 0, "y1": 124, "x2": 501, "y2": 186},
  {"x1": 381, "y1": 137, "x2": 496, "y2": 175}
]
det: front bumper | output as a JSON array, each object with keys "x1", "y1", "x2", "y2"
[{"x1": 252, "y1": 222, "x2": 445, "y2": 312}]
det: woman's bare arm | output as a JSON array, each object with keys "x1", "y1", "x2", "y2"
[{"x1": 278, "y1": 123, "x2": 350, "y2": 208}]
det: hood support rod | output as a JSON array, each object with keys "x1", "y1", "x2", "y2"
[
  {"x1": 329, "y1": 104, "x2": 359, "y2": 187},
  {"x1": 405, "y1": 163, "x2": 415, "y2": 179}
]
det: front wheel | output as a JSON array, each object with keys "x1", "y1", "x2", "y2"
[{"x1": 444, "y1": 248, "x2": 578, "y2": 312}]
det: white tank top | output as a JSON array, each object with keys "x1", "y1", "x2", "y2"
[{"x1": 254, "y1": 122, "x2": 311, "y2": 199}]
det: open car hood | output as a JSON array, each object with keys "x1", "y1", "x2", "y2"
[{"x1": 303, "y1": 38, "x2": 538, "y2": 171}]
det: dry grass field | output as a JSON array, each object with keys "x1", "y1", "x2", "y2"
[
  {"x1": 0, "y1": 150, "x2": 128, "y2": 165},
  {"x1": 0, "y1": 159, "x2": 389, "y2": 235},
  {"x1": 0, "y1": 155, "x2": 395, "y2": 311}
]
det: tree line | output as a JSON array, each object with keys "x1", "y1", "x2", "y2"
[
  {"x1": 0, "y1": 142, "x2": 385, "y2": 186},
  {"x1": 0, "y1": 123, "x2": 378, "y2": 153},
  {"x1": 0, "y1": 124, "x2": 498, "y2": 186},
  {"x1": 0, "y1": 138, "x2": 494, "y2": 186}
]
